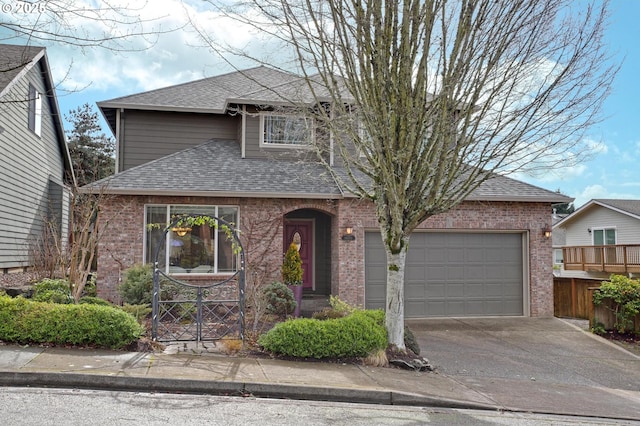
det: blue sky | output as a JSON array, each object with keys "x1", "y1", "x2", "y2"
[
  {"x1": 518, "y1": 0, "x2": 640, "y2": 208},
  {"x1": 3, "y1": 1, "x2": 637, "y2": 208}
]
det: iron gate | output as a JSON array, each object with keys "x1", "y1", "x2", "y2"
[{"x1": 151, "y1": 214, "x2": 245, "y2": 342}]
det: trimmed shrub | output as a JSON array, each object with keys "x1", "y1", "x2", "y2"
[
  {"x1": 78, "y1": 296, "x2": 112, "y2": 306},
  {"x1": 119, "y1": 264, "x2": 153, "y2": 305},
  {"x1": 0, "y1": 295, "x2": 143, "y2": 349},
  {"x1": 258, "y1": 309, "x2": 387, "y2": 358},
  {"x1": 263, "y1": 281, "x2": 296, "y2": 316},
  {"x1": 120, "y1": 304, "x2": 152, "y2": 323},
  {"x1": 32, "y1": 279, "x2": 73, "y2": 304},
  {"x1": 593, "y1": 274, "x2": 640, "y2": 333}
]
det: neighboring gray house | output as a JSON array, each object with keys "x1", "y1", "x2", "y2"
[
  {"x1": 0, "y1": 44, "x2": 74, "y2": 285},
  {"x1": 92, "y1": 66, "x2": 569, "y2": 318},
  {"x1": 553, "y1": 199, "x2": 640, "y2": 280}
]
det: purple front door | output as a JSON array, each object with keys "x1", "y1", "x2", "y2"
[{"x1": 284, "y1": 220, "x2": 313, "y2": 290}]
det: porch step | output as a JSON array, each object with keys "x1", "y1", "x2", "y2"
[{"x1": 300, "y1": 295, "x2": 330, "y2": 317}]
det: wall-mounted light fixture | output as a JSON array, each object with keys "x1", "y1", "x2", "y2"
[
  {"x1": 341, "y1": 226, "x2": 355, "y2": 241},
  {"x1": 171, "y1": 226, "x2": 192, "y2": 237},
  {"x1": 587, "y1": 227, "x2": 592, "y2": 234},
  {"x1": 542, "y1": 226, "x2": 551, "y2": 239}
]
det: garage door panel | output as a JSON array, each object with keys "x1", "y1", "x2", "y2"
[
  {"x1": 426, "y1": 283, "x2": 446, "y2": 297},
  {"x1": 365, "y1": 232, "x2": 524, "y2": 318},
  {"x1": 446, "y1": 266, "x2": 465, "y2": 280},
  {"x1": 406, "y1": 282, "x2": 426, "y2": 298},
  {"x1": 447, "y1": 283, "x2": 465, "y2": 297},
  {"x1": 426, "y1": 301, "x2": 446, "y2": 316},
  {"x1": 465, "y1": 284, "x2": 485, "y2": 297}
]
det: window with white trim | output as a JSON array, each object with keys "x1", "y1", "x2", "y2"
[
  {"x1": 261, "y1": 113, "x2": 313, "y2": 146},
  {"x1": 553, "y1": 248, "x2": 564, "y2": 264},
  {"x1": 592, "y1": 228, "x2": 616, "y2": 245},
  {"x1": 144, "y1": 205, "x2": 238, "y2": 274},
  {"x1": 28, "y1": 84, "x2": 42, "y2": 136}
]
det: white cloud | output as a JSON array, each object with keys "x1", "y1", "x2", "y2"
[{"x1": 583, "y1": 138, "x2": 608, "y2": 154}]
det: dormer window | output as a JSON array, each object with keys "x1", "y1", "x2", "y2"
[{"x1": 260, "y1": 113, "x2": 313, "y2": 146}]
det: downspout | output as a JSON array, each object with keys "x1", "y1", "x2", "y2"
[
  {"x1": 329, "y1": 106, "x2": 334, "y2": 166},
  {"x1": 241, "y1": 105, "x2": 246, "y2": 158},
  {"x1": 115, "y1": 108, "x2": 122, "y2": 173}
]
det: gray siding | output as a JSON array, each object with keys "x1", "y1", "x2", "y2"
[
  {"x1": 0, "y1": 61, "x2": 65, "y2": 269},
  {"x1": 243, "y1": 112, "x2": 327, "y2": 162},
  {"x1": 563, "y1": 205, "x2": 640, "y2": 246},
  {"x1": 120, "y1": 110, "x2": 240, "y2": 170}
]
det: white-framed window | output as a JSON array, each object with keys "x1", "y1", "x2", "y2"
[
  {"x1": 28, "y1": 84, "x2": 42, "y2": 136},
  {"x1": 553, "y1": 248, "x2": 564, "y2": 264},
  {"x1": 592, "y1": 227, "x2": 616, "y2": 245},
  {"x1": 260, "y1": 113, "x2": 313, "y2": 146},
  {"x1": 144, "y1": 205, "x2": 239, "y2": 274}
]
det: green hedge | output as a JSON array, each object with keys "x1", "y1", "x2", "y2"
[
  {"x1": 0, "y1": 295, "x2": 143, "y2": 349},
  {"x1": 258, "y1": 309, "x2": 387, "y2": 358}
]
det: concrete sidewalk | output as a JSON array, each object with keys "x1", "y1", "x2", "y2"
[{"x1": 1, "y1": 334, "x2": 640, "y2": 422}]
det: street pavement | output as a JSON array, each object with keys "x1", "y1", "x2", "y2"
[{"x1": 0, "y1": 317, "x2": 639, "y2": 422}]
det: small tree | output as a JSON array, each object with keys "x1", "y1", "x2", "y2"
[{"x1": 282, "y1": 242, "x2": 303, "y2": 286}]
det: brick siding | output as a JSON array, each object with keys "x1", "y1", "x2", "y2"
[{"x1": 97, "y1": 195, "x2": 552, "y2": 316}]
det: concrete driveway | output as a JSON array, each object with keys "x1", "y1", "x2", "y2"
[{"x1": 406, "y1": 317, "x2": 640, "y2": 418}]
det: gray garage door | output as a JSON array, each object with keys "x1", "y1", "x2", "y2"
[{"x1": 365, "y1": 232, "x2": 524, "y2": 317}]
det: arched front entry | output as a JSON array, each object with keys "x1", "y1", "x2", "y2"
[{"x1": 284, "y1": 209, "x2": 332, "y2": 295}]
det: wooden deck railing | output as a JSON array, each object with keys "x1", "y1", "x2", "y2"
[{"x1": 562, "y1": 244, "x2": 640, "y2": 273}]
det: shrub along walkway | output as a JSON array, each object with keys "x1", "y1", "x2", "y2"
[{"x1": 1, "y1": 318, "x2": 640, "y2": 421}]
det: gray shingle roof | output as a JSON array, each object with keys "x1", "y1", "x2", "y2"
[
  {"x1": 467, "y1": 174, "x2": 570, "y2": 202},
  {"x1": 592, "y1": 199, "x2": 640, "y2": 218},
  {"x1": 0, "y1": 44, "x2": 44, "y2": 97},
  {"x1": 87, "y1": 139, "x2": 570, "y2": 204},
  {"x1": 87, "y1": 139, "x2": 343, "y2": 198},
  {"x1": 97, "y1": 66, "x2": 304, "y2": 113}
]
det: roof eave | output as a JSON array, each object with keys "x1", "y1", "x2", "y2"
[
  {"x1": 555, "y1": 199, "x2": 640, "y2": 229},
  {"x1": 40, "y1": 51, "x2": 76, "y2": 187},
  {"x1": 96, "y1": 102, "x2": 226, "y2": 115},
  {"x1": 79, "y1": 187, "x2": 343, "y2": 199},
  {"x1": 464, "y1": 195, "x2": 573, "y2": 203}
]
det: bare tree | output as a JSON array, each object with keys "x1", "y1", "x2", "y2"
[
  {"x1": 191, "y1": 0, "x2": 617, "y2": 349},
  {"x1": 0, "y1": 1, "x2": 168, "y2": 51},
  {"x1": 1, "y1": 1, "x2": 178, "y2": 101}
]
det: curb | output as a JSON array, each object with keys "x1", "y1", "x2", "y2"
[{"x1": 0, "y1": 371, "x2": 498, "y2": 412}]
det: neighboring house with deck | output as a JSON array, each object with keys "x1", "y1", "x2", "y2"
[
  {"x1": 553, "y1": 199, "x2": 640, "y2": 280},
  {"x1": 0, "y1": 44, "x2": 74, "y2": 286},
  {"x1": 90, "y1": 66, "x2": 569, "y2": 318}
]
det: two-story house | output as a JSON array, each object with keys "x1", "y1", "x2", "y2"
[
  {"x1": 0, "y1": 44, "x2": 74, "y2": 286},
  {"x1": 91, "y1": 66, "x2": 569, "y2": 318}
]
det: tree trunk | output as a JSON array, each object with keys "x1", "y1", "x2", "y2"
[{"x1": 385, "y1": 244, "x2": 408, "y2": 351}]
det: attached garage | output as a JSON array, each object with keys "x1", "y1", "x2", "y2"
[{"x1": 365, "y1": 231, "x2": 526, "y2": 318}]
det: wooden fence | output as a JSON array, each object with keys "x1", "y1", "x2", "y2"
[
  {"x1": 553, "y1": 277, "x2": 601, "y2": 319},
  {"x1": 554, "y1": 277, "x2": 640, "y2": 332}
]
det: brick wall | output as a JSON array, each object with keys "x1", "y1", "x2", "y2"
[
  {"x1": 332, "y1": 199, "x2": 553, "y2": 316},
  {"x1": 97, "y1": 195, "x2": 552, "y2": 316}
]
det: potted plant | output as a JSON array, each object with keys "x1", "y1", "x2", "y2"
[{"x1": 282, "y1": 242, "x2": 304, "y2": 317}]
